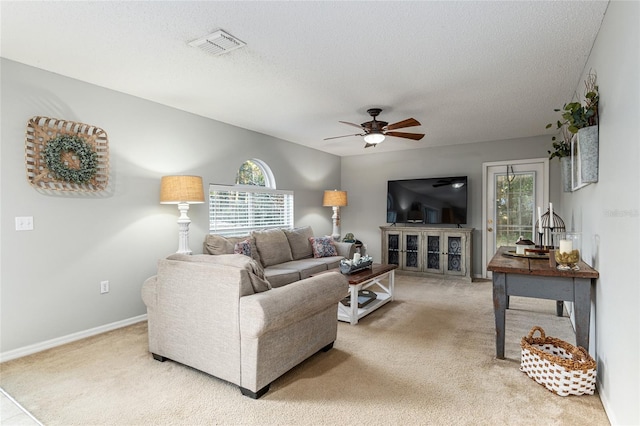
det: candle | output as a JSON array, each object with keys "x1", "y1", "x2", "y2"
[
  {"x1": 549, "y1": 203, "x2": 554, "y2": 228},
  {"x1": 353, "y1": 253, "x2": 361, "y2": 263},
  {"x1": 537, "y1": 207, "x2": 542, "y2": 233},
  {"x1": 559, "y1": 239, "x2": 573, "y2": 254}
]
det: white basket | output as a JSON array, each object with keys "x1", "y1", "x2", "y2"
[{"x1": 520, "y1": 326, "x2": 596, "y2": 396}]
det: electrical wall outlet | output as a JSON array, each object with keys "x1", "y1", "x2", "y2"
[
  {"x1": 15, "y1": 216, "x2": 34, "y2": 231},
  {"x1": 100, "y1": 280, "x2": 110, "y2": 294}
]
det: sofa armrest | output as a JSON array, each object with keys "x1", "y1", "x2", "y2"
[
  {"x1": 334, "y1": 241, "x2": 355, "y2": 259},
  {"x1": 141, "y1": 276, "x2": 157, "y2": 309},
  {"x1": 239, "y1": 272, "x2": 348, "y2": 338}
]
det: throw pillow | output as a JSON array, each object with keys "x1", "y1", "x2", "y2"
[
  {"x1": 204, "y1": 234, "x2": 261, "y2": 265},
  {"x1": 251, "y1": 228, "x2": 293, "y2": 267},
  {"x1": 283, "y1": 226, "x2": 314, "y2": 260},
  {"x1": 309, "y1": 236, "x2": 338, "y2": 258},
  {"x1": 234, "y1": 239, "x2": 252, "y2": 257}
]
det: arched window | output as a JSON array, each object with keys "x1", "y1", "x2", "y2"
[
  {"x1": 209, "y1": 159, "x2": 293, "y2": 235},
  {"x1": 235, "y1": 159, "x2": 276, "y2": 188}
]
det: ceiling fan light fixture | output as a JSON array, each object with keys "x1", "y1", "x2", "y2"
[{"x1": 363, "y1": 132, "x2": 385, "y2": 145}]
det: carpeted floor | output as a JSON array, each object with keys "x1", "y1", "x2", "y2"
[{"x1": 0, "y1": 275, "x2": 609, "y2": 425}]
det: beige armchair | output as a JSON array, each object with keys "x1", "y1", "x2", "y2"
[{"x1": 142, "y1": 254, "x2": 348, "y2": 398}]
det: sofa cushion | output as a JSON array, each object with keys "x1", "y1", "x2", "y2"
[
  {"x1": 276, "y1": 259, "x2": 328, "y2": 279},
  {"x1": 204, "y1": 234, "x2": 261, "y2": 264},
  {"x1": 166, "y1": 254, "x2": 271, "y2": 293},
  {"x1": 308, "y1": 255, "x2": 343, "y2": 270},
  {"x1": 263, "y1": 268, "x2": 301, "y2": 288},
  {"x1": 283, "y1": 226, "x2": 314, "y2": 260},
  {"x1": 251, "y1": 228, "x2": 293, "y2": 267},
  {"x1": 309, "y1": 236, "x2": 338, "y2": 258}
]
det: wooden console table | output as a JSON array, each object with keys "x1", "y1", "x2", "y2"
[{"x1": 487, "y1": 246, "x2": 599, "y2": 359}]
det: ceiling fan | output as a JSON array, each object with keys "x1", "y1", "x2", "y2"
[{"x1": 324, "y1": 108, "x2": 425, "y2": 148}]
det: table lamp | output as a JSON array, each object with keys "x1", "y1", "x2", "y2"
[
  {"x1": 323, "y1": 189, "x2": 347, "y2": 241},
  {"x1": 160, "y1": 175, "x2": 204, "y2": 254}
]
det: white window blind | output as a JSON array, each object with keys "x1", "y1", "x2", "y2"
[{"x1": 209, "y1": 184, "x2": 294, "y2": 236}]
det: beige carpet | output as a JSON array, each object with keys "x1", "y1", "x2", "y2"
[{"x1": 0, "y1": 275, "x2": 609, "y2": 425}]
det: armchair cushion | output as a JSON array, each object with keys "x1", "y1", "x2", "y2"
[{"x1": 166, "y1": 253, "x2": 270, "y2": 293}]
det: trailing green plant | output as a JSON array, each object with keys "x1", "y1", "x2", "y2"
[
  {"x1": 547, "y1": 71, "x2": 599, "y2": 134},
  {"x1": 545, "y1": 71, "x2": 598, "y2": 160}
]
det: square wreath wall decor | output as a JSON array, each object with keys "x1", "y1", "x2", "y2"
[{"x1": 25, "y1": 116, "x2": 109, "y2": 192}]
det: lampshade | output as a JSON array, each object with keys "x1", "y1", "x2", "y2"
[
  {"x1": 323, "y1": 190, "x2": 348, "y2": 207},
  {"x1": 160, "y1": 175, "x2": 205, "y2": 204},
  {"x1": 363, "y1": 132, "x2": 385, "y2": 145}
]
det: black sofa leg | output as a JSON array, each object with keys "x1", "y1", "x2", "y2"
[
  {"x1": 320, "y1": 342, "x2": 334, "y2": 352},
  {"x1": 152, "y1": 353, "x2": 167, "y2": 362},
  {"x1": 240, "y1": 384, "x2": 270, "y2": 399}
]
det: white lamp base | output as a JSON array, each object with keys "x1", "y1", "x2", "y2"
[
  {"x1": 331, "y1": 206, "x2": 341, "y2": 241},
  {"x1": 176, "y1": 202, "x2": 193, "y2": 254}
]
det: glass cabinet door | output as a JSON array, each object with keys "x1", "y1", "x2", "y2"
[
  {"x1": 444, "y1": 232, "x2": 466, "y2": 276},
  {"x1": 403, "y1": 233, "x2": 422, "y2": 271},
  {"x1": 424, "y1": 233, "x2": 443, "y2": 274},
  {"x1": 387, "y1": 233, "x2": 400, "y2": 265}
]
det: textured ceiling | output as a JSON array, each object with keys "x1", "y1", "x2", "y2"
[{"x1": 0, "y1": 1, "x2": 608, "y2": 157}]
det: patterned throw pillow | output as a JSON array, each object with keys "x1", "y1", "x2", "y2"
[
  {"x1": 309, "y1": 236, "x2": 338, "y2": 258},
  {"x1": 234, "y1": 239, "x2": 252, "y2": 257}
]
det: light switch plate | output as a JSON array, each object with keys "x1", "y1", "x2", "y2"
[{"x1": 15, "y1": 216, "x2": 34, "y2": 231}]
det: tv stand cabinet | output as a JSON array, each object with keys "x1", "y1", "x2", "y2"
[{"x1": 380, "y1": 226, "x2": 473, "y2": 281}]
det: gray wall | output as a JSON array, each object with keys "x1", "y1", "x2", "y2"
[
  {"x1": 0, "y1": 59, "x2": 339, "y2": 354},
  {"x1": 558, "y1": 1, "x2": 639, "y2": 424},
  {"x1": 340, "y1": 135, "x2": 557, "y2": 274}
]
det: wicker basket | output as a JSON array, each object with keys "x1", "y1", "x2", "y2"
[{"x1": 520, "y1": 326, "x2": 596, "y2": 396}]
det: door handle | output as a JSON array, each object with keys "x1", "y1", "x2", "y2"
[{"x1": 488, "y1": 227, "x2": 493, "y2": 232}]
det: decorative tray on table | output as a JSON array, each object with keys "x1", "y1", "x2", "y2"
[
  {"x1": 503, "y1": 250, "x2": 550, "y2": 259},
  {"x1": 339, "y1": 255, "x2": 373, "y2": 274}
]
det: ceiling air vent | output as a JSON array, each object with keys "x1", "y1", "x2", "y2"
[{"x1": 188, "y1": 30, "x2": 246, "y2": 56}]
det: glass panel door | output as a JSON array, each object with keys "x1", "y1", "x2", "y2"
[
  {"x1": 495, "y1": 173, "x2": 535, "y2": 248},
  {"x1": 483, "y1": 159, "x2": 547, "y2": 278}
]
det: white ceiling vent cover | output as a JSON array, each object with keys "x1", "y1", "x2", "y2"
[{"x1": 188, "y1": 30, "x2": 246, "y2": 56}]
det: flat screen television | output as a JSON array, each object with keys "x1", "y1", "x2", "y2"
[{"x1": 387, "y1": 176, "x2": 468, "y2": 225}]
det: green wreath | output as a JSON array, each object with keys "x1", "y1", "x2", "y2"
[{"x1": 43, "y1": 135, "x2": 98, "y2": 184}]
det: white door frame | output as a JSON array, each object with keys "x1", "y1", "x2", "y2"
[{"x1": 481, "y1": 158, "x2": 549, "y2": 278}]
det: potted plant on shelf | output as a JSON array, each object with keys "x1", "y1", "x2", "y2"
[{"x1": 546, "y1": 71, "x2": 599, "y2": 185}]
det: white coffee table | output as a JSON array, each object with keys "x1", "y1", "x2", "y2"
[{"x1": 337, "y1": 263, "x2": 396, "y2": 325}]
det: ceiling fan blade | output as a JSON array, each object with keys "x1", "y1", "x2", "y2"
[
  {"x1": 323, "y1": 133, "x2": 364, "y2": 140},
  {"x1": 385, "y1": 118, "x2": 421, "y2": 130},
  {"x1": 339, "y1": 121, "x2": 365, "y2": 130},
  {"x1": 364, "y1": 142, "x2": 377, "y2": 148},
  {"x1": 385, "y1": 131, "x2": 425, "y2": 141}
]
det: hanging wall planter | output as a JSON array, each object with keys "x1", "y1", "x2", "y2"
[
  {"x1": 560, "y1": 156, "x2": 572, "y2": 192},
  {"x1": 577, "y1": 125, "x2": 599, "y2": 183}
]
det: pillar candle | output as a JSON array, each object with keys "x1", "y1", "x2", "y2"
[
  {"x1": 353, "y1": 252, "x2": 361, "y2": 263},
  {"x1": 559, "y1": 239, "x2": 573, "y2": 253},
  {"x1": 537, "y1": 207, "x2": 542, "y2": 233},
  {"x1": 549, "y1": 203, "x2": 554, "y2": 228}
]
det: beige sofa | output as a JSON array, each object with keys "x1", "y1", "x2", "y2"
[
  {"x1": 204, "y1": 226, "x2": 356, "y2": 287},
  {"x1": 142, "y1": 252, "x2": 348, "y2": 398}
]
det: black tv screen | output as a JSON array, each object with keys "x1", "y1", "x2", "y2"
[{"x1": 387, "y1": 176, "x2": 468, "y2": 225}]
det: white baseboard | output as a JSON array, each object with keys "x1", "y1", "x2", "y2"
[{"x1": 0, "y1": 314, "x2": 147, "y2": 363}]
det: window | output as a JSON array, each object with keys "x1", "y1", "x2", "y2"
[{"x1": 209, "y1": 160, "x2": 293, "y2": 235}]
